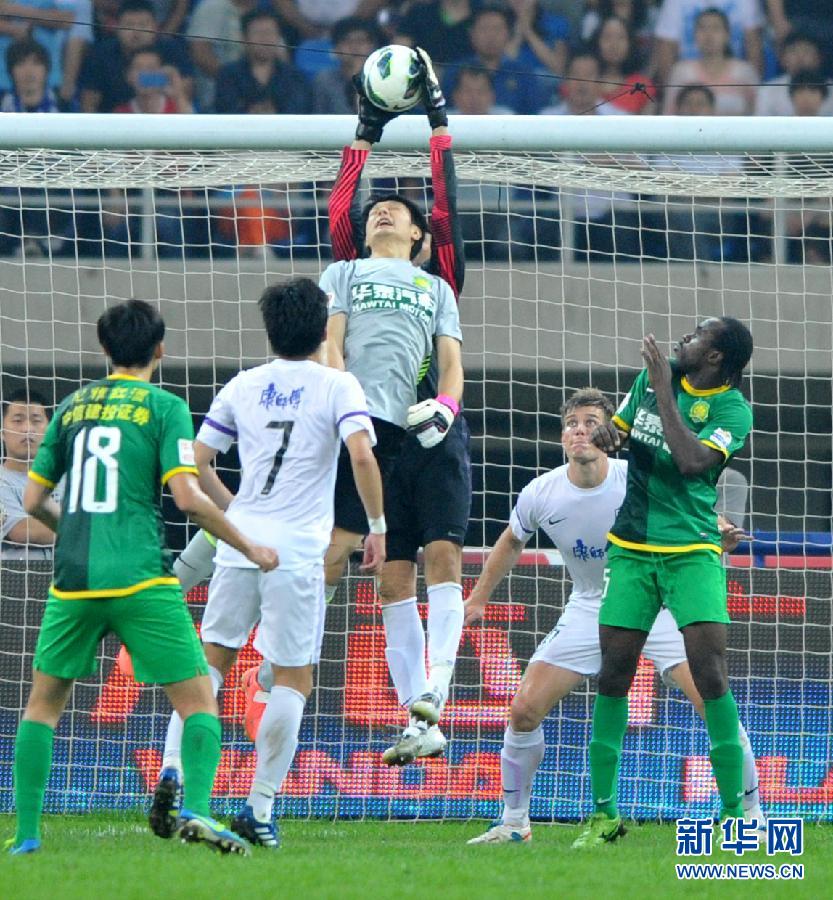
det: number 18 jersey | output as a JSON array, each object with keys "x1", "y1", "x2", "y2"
[
  {"x1": 197, "y1": 358, "x2": 375, "y2": 570},
  {"x1": 29, "y1": 375, "x2": 199, "y2": 599}
]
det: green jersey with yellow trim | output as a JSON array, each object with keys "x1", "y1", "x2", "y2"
[
  {"x1": 29, "y1": 375, "x2": 199, "y2": 598},
  {"x1": 609, "y1": 368, "x2": 752, "y2": 554}
]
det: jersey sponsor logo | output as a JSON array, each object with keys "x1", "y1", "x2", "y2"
[
  {"x1": 572, "y1": 538, "x2": 605, "y2": 561},
  {"x1": 708, "y1": 427, "x2": 733, "y2": 452},
  {"x1": 631, "y1": 408, "x2": 670, "y2": 453},
  {"x1": 689, "y1": 400, "x2": 710, "y2": 424},
  {"x1": 259, "y1": 384, "x2": 304, "y2": 411},
  {"x1": 351, "y1": 282, "x2": 435, "y2": 324},
  {"x1": 412, "y1": 274, "x2": 433, "y2": 291},
  {"x1": 177, "y1": 439, "x2": 195, "y2": 466}
]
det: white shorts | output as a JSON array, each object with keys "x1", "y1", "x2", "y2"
[
  {"x1": 529, "y1": 603, "x2": 687, "y2": 679},
  {"x1": 200, "y1": 564, "x2": 326, "y2": 667}
]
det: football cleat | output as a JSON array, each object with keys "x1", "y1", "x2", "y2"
[
  {"x1": 382, "y1": 725, "x2": 424, "y2": 766},
  {"x1": 571, "y1": 813, "x2": 626, "y2": 850},
  {"x1": 416, "y1": 724, "x2": 447, "y2": 759},
  {"x1": 745, "y1": 806, "x2": 767, "y2": 845},
  {"x1": 467, "y1": 821, "x2": 532, "y2": 845},
  {"x1": 149, "y1": 767, "x2": 182, "y2": 839},
  {"x1": 409, "y1": 691, "x2": 442, "y2": 726},
  {"x1": 177, "y1": 809, "x2": 251, "y2": 856},
  {"x1": 241, "y1": 666, "x2": 269, "y2": 743},
  {"x1": 5, "y1": 837, "x2": 40, "y2": 855},
  {"x1": 230, "y1": 805, "x2": 281, "y2": 849}
]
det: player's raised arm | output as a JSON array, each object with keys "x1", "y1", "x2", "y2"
[
  {"x1": 464, "y1": 526, "x2": 526, "y2": 625},
  {"x1": 167, "y1": 472, "x2": 277, "y2": 572},
  {"x1": 415, "y1": 47, "x2": 465, "y2": 300},
  {"x1": 328, "y1": 75, "x2": 401, "y2": 262}
]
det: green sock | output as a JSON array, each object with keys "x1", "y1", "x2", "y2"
[
  {"x1": 589, "y1": 694, "x2": 629, "y2": 819},
  {"x1": 14, "y1": 720, "x2": 54, "y2": 844},
  {"x1": 704, "y1": 691, "x2": 744, "y2": 818},
  {"x1": 181, "y1": 712, "x2": 222, "y2": 818}
]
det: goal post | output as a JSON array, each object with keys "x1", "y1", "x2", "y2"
[{"x1": 0, "y1": 115, "x2": 831, "y2": 822}]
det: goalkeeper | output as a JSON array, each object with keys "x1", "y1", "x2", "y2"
[
  {"x1": 464, "y1": 387, "x2": 764, "y2": 845},
  {"x1": 573, "y1": 317, "x2": 755, "y2": 848}
]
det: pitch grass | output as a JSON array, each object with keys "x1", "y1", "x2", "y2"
[{"x1": 2, "y1": 814, "x2": 829, "y2": 900}]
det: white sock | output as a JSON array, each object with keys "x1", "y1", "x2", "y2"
[
  {"x1": 162, "y1": 664, "x2": 223, "y2": 772},
  {"x1": 738, "y1": 722, "x2": 762, "y2": 814},
  {"x1": 381, "y1": 597, "x2": 428, "y2": 708},
  {"x1": 247, "y1": 685, "x2": 306, "y2": 822},
  {"x1": 426, "y1": 582, "x2": 464, "y2": 708},
  {"x1": 501, "y1": 725, "x2": 545, "y2": 827},
  {"x1": 173, "y1": 530, "x2": 216, "y2": 594}
]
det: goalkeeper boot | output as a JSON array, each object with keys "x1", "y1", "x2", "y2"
[
  {"x1": 177, "y1": 808, "x2": 251, "y2": 856},
  {"x1": 415, "y1": 724, "x2": 447, "y2": 759},
  {"x1": 382, "y1": 721, "x2": 427, "y2": 766},
  {"x1": 241, "y1": 666, "x2": 269, "y2": 743},
  {"x1": 5, "y1": 837, "x2": 40, "y2": 855},
  {"x1": 149, "y1": 766, "x2": 182, "y2": 839},
  {"x1": 571, "y1": 813, "x2": 626, "y2": 850},
  {"x1": 745, "y1": 805, "x2": 767, "y2": 846},
  {"x1": 409, "y1": 691, "x2": 442, "y2": 726},
  {"x1": 467, "y1": 821, "x2": 532, "y2": 845},
  {"x1": 230, "y1": 804, "x2": 281, "y2": 850}
]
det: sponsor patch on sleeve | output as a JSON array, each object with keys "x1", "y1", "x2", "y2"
[
  {"x1": 708, "y1": 428, "x2": 732, "y2": 452},
  {"x1": 177, "y1": 439, "x2": 196, "y2": 466}
]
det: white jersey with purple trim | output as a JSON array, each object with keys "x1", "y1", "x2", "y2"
[
  {"x1": 197, "y1": 358, "x2": 375, "y2": 569},
  {"x1": 509, "y1": 459, "x2": 627, "y2": 615}
]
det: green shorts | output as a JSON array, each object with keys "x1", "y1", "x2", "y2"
[
  {"x1": 599, "y1": 543, "x2": 730, "y2": 631},
  {"x1": 34, "y1": 583, "x2": 208, "y2": 684}
]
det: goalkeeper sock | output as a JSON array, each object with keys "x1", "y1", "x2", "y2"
[
  {"x1": 14, "y1": 720, "x2": 54, "y2": 844},
  {"x1": 181, "y1": 712, "x2": 221, "y2": 817},
  {"x1": 589, "y1": 694, "x2": 629, "y2": 819},
  {"x1": 381, "y1": 597, "x2": 428, "y2": 707},
  {"x1": 501, "y1": 725, "x2": 545, "y2": 827},
  {"x1": 426, "y1": 582, "x2": 464, "y2": 709},
  {"x1": 738, "y1": 722, "x2": 761, "y2": 814},
  {"x1": 705, "y1": 691, "x2": 744, "y2": 818},
  {"x1": 247, "y1": 686, "x2": 305, "y2": 821},
  {"x1": 162, "y1": 665, "x2": 222, "y2": 772}
]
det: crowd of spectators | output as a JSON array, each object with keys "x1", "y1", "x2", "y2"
[
  {"x1": 0, "y1": 0, "x2": 830, "y2": 117},
  {"x1": 0, "y1": 0, "x2": 831, "y2": 261}
]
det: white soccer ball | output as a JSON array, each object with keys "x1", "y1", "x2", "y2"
[{"x1": 361, "y1": 45, "x2": 422, "y2": 112}]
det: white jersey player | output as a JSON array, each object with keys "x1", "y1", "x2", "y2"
[
  {"x1": 152, "y1": 278, "x2": 386, "y2": 849},
  {"x1": 465, "y1": 388, "x2": 764, "y2": 844}
]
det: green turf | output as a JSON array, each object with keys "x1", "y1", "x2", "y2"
[{"x1": 1, "y1": 814, "x2": 827, "y2": 899}]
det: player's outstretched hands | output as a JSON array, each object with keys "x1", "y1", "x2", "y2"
[
  {"x1": 353, "y1": 74, "x2": 400, "y2": 144},
  {"x1": 246, "y1": 544, "x2": 279, "y2": 572},
  {"x1": 718, "y1": 514, "x2": 750, "y2": 553},
  {"x1": 406, "y1": 396, "x2": 456, "y2": 448},
  {"x1": 414, "y1": 46, "x2": 448, "y2": 129},
  {"x1": 591, "y1": 420, "x2": 626, "y2": 453},
  {"x1": 641, "y1": 333, "x2": 673, "y2": 390},
  {"x1": 463, "y1": 587, "x2": 488, "y2": 625},
  {"x1": 360, "y1": 533, "x2": 386, "y2": 574}
]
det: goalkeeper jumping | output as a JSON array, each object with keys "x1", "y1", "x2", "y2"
[{"x1": 318, "y1": 49, "x2": 471, "y2": 765}]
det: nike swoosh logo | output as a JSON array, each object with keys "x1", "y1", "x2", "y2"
[{"x1": 548, "y1": 516, "x2": 566, "y2": 525}]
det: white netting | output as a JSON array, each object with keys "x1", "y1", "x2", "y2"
[{"x1": 0, "y1": 141, "x2": 831, "y2": 821}]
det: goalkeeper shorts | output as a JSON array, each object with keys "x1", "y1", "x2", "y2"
[{"x1": 385, "y1": 414, "x2": 472, "y2": 562}]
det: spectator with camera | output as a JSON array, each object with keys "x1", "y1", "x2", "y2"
[{"x1": 113, "y1": 45, "x2": 193, "y2": 113}]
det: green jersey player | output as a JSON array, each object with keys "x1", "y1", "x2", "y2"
[
  {"x1": 7, "y1": 299, "x2": 277, "y2": 856},
  {"x1": 573, "y1": 316, "x2": 754, "y2": 848}
]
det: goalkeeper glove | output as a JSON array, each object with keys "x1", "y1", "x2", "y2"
[
  {"x1": 415, "y1": 46, "x2": 448, "y2": 130},
  {"x1": 353, "y1": 74, "x2": 400, "y2": 144},
  {"x1": 406, "y1": 395, "x2": 458, "y2": 448}
]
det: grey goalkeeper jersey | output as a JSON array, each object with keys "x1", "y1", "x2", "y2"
[{"x1": 320, "y1": 257, "x2": 463, "y2": 429}]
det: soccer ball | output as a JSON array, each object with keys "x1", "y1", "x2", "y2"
[{"x1": 361, "y1": 45, "x2": 422, "y2": 112}]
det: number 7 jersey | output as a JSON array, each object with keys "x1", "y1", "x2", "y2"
[
  {"x1": 29, "y1": 375, "x2": 199, "y2": 599},
  {"x1": 197, "y1": 358, "x2": 375, "y2": 569}
]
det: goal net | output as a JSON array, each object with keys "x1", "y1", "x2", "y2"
[{"x1": 0, "y1": 115, "x2": 831, "y2": 822}]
